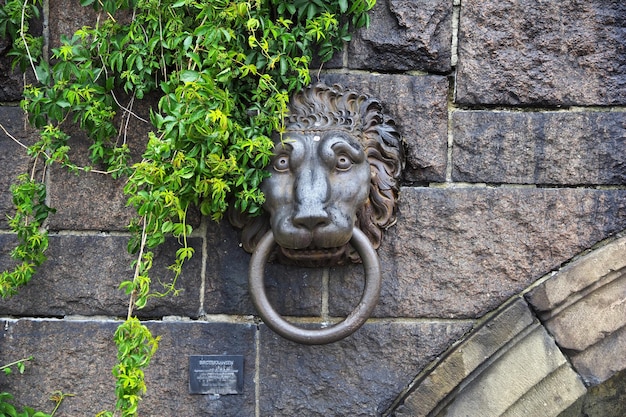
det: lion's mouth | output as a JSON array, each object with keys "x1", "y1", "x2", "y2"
[{"x1": 278, "y1": 245, "x2": 347, "y2": 267}]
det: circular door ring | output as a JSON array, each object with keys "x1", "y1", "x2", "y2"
[{"x1": 248, "y1": 228, "x2": 381, "y2": 345}]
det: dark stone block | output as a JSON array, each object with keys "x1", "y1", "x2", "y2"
[
  {"x1": 456, "y1": 0, "x2": 626, "y2": 106},
  {"x1": 143, "y1": 321, "x2": 257, "y2": 417},
  {"x1": 0, "y1": 319, "x2": 256, "y2": 417},
  {"x1": 330, "y1": 187, "x2": 626, "y2": 319},
  {"x1": 348, "y1": 0, "x2": 453, "y2": 73},
  {"x1": 0, "y1": 235, "x2": 202, "y2": 318},
  {"x1": 258, "y1": 320, "x2": 472, "y2": 416},
  {"x1": 48, "y1": 0, "x2": 113, "y2": 50},
  {"x1": 47, "y1": 163, "x2": 136, "y2": 232},
  {"x1": 0, "y1": 45, "x2": 26, "y2": 102},
  {"x1": 319, "y1": 73, "x2": 449, "y2": 183},
  {"x1": 310, "y1": 44, "x2": 344, "y2": 70},
  {"x1": 46, "y1": 94, "x2": 158, "y2": 231},
  {"x1": 204, "y1": 220, "x2": 323, "y2": 316},
  {"x1": 0, "y1": 107, "x2": 38, "y2": 230},
  {"x1": 452, "y1": 111, "x2": 626, "y2": 185},
  {"x1": 0, "y1": 319, "x2": 118, "y2": 414}
]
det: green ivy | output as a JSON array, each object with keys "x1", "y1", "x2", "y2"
[
  {"x1": 111, "y1": 318, "x2": 159, "y2": 417},
  {"x1": 0, "y1": 0, "x2": 375, "y2": 414},
  {"x1": 0, "y1": 175, "x2": 52, "y2": 298}
]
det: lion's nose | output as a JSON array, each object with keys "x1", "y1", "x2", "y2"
[
  {"x1": 292, "y1": 206, "x2": 331, "y2": 230},
  {"x1": 293, "y1": 167, "x2": 331, "y2": 230}
]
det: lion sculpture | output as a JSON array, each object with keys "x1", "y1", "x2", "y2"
[{"x1": 231, "y1": 83, "x2": 404, "y2": 267}]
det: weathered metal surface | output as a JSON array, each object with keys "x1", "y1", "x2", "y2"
[
  {"x1": 245, "y1": 84, "x2": 404, "y2": 344},
  {"x1": 237, "y1": 83, "x2": 404, "y2": 265}
]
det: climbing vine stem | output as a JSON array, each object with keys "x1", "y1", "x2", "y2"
[{"x1": 0, "y1": 0, "x2": 375, "y2": 415}]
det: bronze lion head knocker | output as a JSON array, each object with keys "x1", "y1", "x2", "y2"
[{"x1": 234, "y1": 84, "x2": 404, "y2": 344}]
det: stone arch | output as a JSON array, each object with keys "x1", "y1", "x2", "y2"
[{"x1": 387, "y1": 234, "x2": 626, "y2": 417}]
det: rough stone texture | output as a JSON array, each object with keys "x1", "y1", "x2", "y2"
[
  {"x1": 0, "y1": 235, "x2": 202, "y2": 318},
  {"x1": 393, "y1": 298, "x2": 535, "y2": 416},
  {"x1": 348, "y1": 0, "x2": 452, "y2": 73},
  {"x1": 395, "y1": 299, "x2": 587, "y2": 417},
  {"x1": 562, "y1": 369, "x2": 626, "y2": 417},
  {"x1": 433, "y1": 325, "x2": 584, "y2": 417},
  {"x1": 456, "y1": 0, "x2": 626, "y2": 106},
  {"x1": 542, "y1": 274, "x2": 626, "y2": 353},
  {"x1": 2, "y1": 1, "x2": 625, "y2": 415},
  {"x1": 259, "y1": 320, "x2": 472, "y2": 417},
  {"x1": 0, "y1": 319, "x2": 118, "y2": 415},
  {"x1": 0, "y1": 41, "x2": 26, "y2": 101},
  {"x1": 205, "y1": 220, "x2": 323, "y2": 317},
  {"x1": 526, "y1": 236, "x2": 626, "y2": 385},
  {"x1": 46, "y1": 93, "x2": 156, "y2": 232},
  {"x1": 48, "y1": 0, "x2": 114, "y2": 50},
  {"x1": 0, "y1": 319, "x2": 257, "y2": 417},
  {"x1": 0, "y1": 234, "x2": 19, "y2": 273},
  {"x1": 568, "y1": 326, "x2": 626, "y2": 387},
  {"x1": 0, "y1": 107, "x2": 37, "y2": 230},
  {"x1": 526, "y1": 236, "x2": 626, "y2": 315},
  {"x1": 452, "y1": 111, "x2": 626, "y2": 185},
  {"x1": 330, "y1": 188, "x2": 626, "y2": 319},
  {"x1": 320, "y1": 73, "x2": 449, "y2": 182},
  {"x1": 142, "y1": 321, "x2": 257, "y2": 417},
  {"x1": 48, "y1": 164, "x2": 136, "y2": 231}
]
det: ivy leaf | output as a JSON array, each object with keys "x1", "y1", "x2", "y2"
[{"x1": 179, "y1": 70, "x2": 200, "y2": 83}]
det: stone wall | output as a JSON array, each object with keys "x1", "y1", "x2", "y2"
[{"x1": 1, "y1": 0, "x2": 625, "y2": 416}]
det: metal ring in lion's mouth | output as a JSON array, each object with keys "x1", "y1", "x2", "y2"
[{"x1": 248, "y1": 228, "x2": 381, "y2": 345}]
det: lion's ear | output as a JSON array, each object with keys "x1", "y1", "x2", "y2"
[
  {"x1": 227, "y1": 205, "x2": 248, "y2": 230},
  {"x1": 227, "y1": 208, "x2": 270, "y2": 253},
  {"x1": 240, "y1": 216, "x2": 270, "y2": 253}
]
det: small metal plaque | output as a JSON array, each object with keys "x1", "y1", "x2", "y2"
[{"x1": 189, "y1": 355, "x2": 244, "y2": 395}]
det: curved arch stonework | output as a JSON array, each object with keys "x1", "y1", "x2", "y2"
[{"x1": 388, "y1": 234, "x2": 626, "y2": 417}]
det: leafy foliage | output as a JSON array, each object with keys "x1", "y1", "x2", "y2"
[
  {"x1": 0, "y1": 393, "x2": 50, "y2": 417},
  {"x1": 0, "y1": 357, "x2": 33, "y2": 378},
  {"x1": 111, "y1": 318, "x2": 160, "y2": 417},
  {"x1": 0, "y1": 176, "x2": 52, "y2": 297},
  {"x1": 0, "y1": 0, "x2": 375, "y2": 415}
]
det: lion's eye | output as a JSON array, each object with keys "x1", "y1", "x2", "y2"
[
  {"x1": 273, "y1": 155, "x2": 290, "y2": 172},
  {"x1": 336, "y1": 154, "x2": 353, "y2": 171}
]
